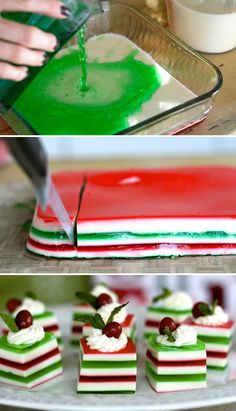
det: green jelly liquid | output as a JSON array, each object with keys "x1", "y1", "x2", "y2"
[
  {"x1": 14, "y1": 48, "x2": 161, "y2": 135},
  {"x1": 78, "y1": 27, "x2": 89, "y2": 93}
]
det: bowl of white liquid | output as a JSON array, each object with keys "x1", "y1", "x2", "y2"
[{"x1": 166, "y1": 0, "x2": 236, "y2": 53}]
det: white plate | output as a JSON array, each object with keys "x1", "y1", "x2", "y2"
[{"x1": 0, "y1": 305, "x2": 236, "y2": 411}]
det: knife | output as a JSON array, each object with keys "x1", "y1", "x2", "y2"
[{"x1": 6, "y1": 137, "x2": 76, "y2": 245}]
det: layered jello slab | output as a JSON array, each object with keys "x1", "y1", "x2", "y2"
[
  {"x1": 13, "y1": 33, "x2": 196, "y2": 135},
  {"x1": 71, "y1": 304, "x2": 95, "y2": 345},
  {"x1": 2, "y1": 312, "x2": 63, "y2": 351},
  {"x1": 187, "y1": 320, "x2": 235, "y2": 370},
  {"x1": 145, "y1": 306, "x2": 191, "y2": 340},
  {"x1": 77, "y1": 337, "x2": 137, "y2": 393},
  {"x1": 0, "y1": 333, "x2": 63, "y2": 388},
  {"x1": 146, "y1": 336, "x2": 207, "y2": 392},
  {"x1": 27, "y1": 166, "x2": 236, "y2": 258},
  {"x1": 82, "y1": 314, "x2": 136, "y2": 341}
]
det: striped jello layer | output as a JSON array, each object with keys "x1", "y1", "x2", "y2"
[
  {"x1": 77, "y1": 338, "x2": 137, "y2": 393},
  {"x1": 0, "y1": 333, "x2": 63, "y2": 388},
  {"x1": 146, "y1": 336, "x2": 207, "y2": 392},
  {"x1": 82, "y1": 314, "x2": 136, "y2": 342},
  {"x1": 26, "y1": 238, "x2": 236, "y2": 259},
  {"x1": 71, "y1": 304, "x2": 95, "y2": 345},
  {"x1": 2, "y1": 311, "x2": 63, "y2": 351},
  {"x1": 187, "y1": 320, "x2": 235, "y2": 369},
  {"x1": 144, "y1": 306, "x2": 191, "y2": 340}
]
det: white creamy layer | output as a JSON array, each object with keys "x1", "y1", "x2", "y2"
[
  {"x1": 194, "y1": 306, "x2": 229, "y2": 326},
  {"x1": 0, "y1": 339, "x2": 56, "y2": 363},
  {"x1": 91, "y1": 284, "x2": 118, "y2": 302},
  {"x1": 97, "y1": 302, "x2": 127, "y2": 324},
  {"x1": 7, "y1": 325, "x2": 45, "y2": 346},
  {"x1": 13, "y1": 297, "x2": 45, "y2": 317},
  {"x1": 162, "y1": 291, "x2": 193, "y2": 310},
  {"x1": 87, "y1": 329, "x2": 127, "y2": 352},
  {"x1": 157, "y1": 325, "x2": 197, "y2": 347}
]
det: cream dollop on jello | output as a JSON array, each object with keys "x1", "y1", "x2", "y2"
[
  {"x1": 162, "y1": 291, "x2": 193, "y2": 310},
  {"x1": 13, "y1": 297, "x2": 45, "y2": 317},
  {"x1": 194, "y1": 305, "x2": 229, "y2": 326},
  {"x1": 7, "y1": 325, "x2": 45, "y2": 346},
  {"x1": 157, "y1": 325, "x2": 197, "y2": 347},
  {"x1": 87, "y1": 329, "x2": 127, "y2": 352},
  {"x1": 91, "y1": 285, "x2": 118, "y2": 303},
  {"x1": 97, "y1": 302, "x2": 127, "y2": 324}
]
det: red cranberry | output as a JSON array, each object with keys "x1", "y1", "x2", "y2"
[
  {"x1": 102, "y1": 321, "x2": 122, "y2": 339},
  {"x1": 7, "y1": 298, "x2": 22, "y2": 313},
  {"x1": 159, "y1": 317, "x2": 177, "y2": 334},
  {"x1": 96, "y1": 293, "x2": 112, "y2": 309},
  {"x1": 15, "y1": 310, "x2": 33, "y2": 330},
  {"x1": 192, "y1": 302, "x2": 209, "y2": 318}
]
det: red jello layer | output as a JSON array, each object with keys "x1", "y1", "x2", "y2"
[
  {"x1": 80, "y1": 337, "x2": 136, "y2": 355},
  {"x1": 146, "y1": 350, "x2": 206, "y2": 367},
  {"x1": 0, "y1": 348, "x2": 60, "y2": 370},
  {"x1": 79, "y1": 375, "x2": 136, "y2": 383}
]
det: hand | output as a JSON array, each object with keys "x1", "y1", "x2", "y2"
[{"x1": 0, "y1": 0, "x2": 71, "y2": 81}]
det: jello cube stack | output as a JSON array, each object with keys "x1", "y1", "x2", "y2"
[
  {"x1": 188, "y1": 320, "x2": 235, "y2": 370},
  {"x1": 0, "y1": 332, "x2": 62, "y2": 389},
  {"x1": 146, "y1": 335, "x2": 207, "y2": 392},
  {"x1": 77, "y1": 337, "x2": 137, "y2": 393}
]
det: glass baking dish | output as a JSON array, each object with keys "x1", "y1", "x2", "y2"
[{"x1": 1, "y1": 0, "x2": 223, "y2": 135}]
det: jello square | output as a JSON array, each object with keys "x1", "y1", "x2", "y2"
[
  {"x1": 187, "y1": 320, "x2": 235, "y2": 370},
  {"x1": 83, "y1": 314, "x2": 136, "y2": 341},
  {"x1": 146, "y1": 336, "x2": 207, "y2": 393},
  {"x1": 77, "y1": 337, "x2": 137, "y2": 393},
  {"x1": 0, "y1": 333, "x2": 63, "y2": 389},
  {"x1": 27, "y1": 166, "x2": 236, "y2": 259}
]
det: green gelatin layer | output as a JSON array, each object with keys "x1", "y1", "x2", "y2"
[
  {"x1": 0, "y1": 333, "x2": 55, "y2": 353},
  {"x1": 14, "y1": 49, "x2": 161, "y2": 135},
  {"x1": 147, "y1": 306, "x2": 191, "y2": 315},
  {"x1": 148, "y1": 336, "x2": 205, "y2": 353},
  {"x1": 146, "y1": 362, "x2": 206, "y2": 382},
  {"x1": 0, "y1": 361, "x2": 62, "y2": 383},
  {"x1": 198, "y1": 335, "x2": 232, "y2": 345},
  {"x1": 81, "y1": 360, "x2": 136, "y2": 369}
]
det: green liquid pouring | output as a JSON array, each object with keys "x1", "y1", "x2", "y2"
[{"x1": 14, "y1": 38, "x2": 162, "y2": 135}]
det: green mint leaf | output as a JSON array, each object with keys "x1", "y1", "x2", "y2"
[
  {"x1": 75, "y1": 291, "x2": 97, "y2": 309},
  {"x1": 152, "y1": 288, "x2": 172, "y2": 304},
  {"x1": 73, "y1": 313, "x2": 96, "y2": 325},
  {"x1": 107, "y1": 302, "x2": 129, "y2": 325},
  {"x1": 25, "y1": 291, "x2": 37, "y2": 300},
  {"x1": 22, "y1": 218, "x2": 32, "y2": 231},
  {"x1": 210, "y1": 299, "x2": 218, "y2": 315},
  {"x1": 93, "y1": 313, "x2": 105, "y2": 329},
  {"x1": 0, "y1": 313, "x2": 19, "y2": 333},
  {"x1": 198, "y1": 303, "x2": 211, "y2": 316},
  {"x1": 163, "y1": 326, "x2": 176, "y2": 342}
]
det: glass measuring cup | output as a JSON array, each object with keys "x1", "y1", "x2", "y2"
[
  {"x1": 165, "y1": 0, "x2": 236, "y2": 53},
  {"x1": 0, "y1": 0, "x2": 101, "y2": 113}
]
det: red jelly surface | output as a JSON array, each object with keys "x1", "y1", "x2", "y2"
[
  {"x1": 80, "y1": 337, "x2": 136, "y2": 355},
  {"x1": 35, "y1": 167, "x2": 236, "y2": 224}
]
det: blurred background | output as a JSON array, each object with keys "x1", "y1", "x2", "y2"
[{"x1": 0, "y1": 275, "x2": 236, "y2": 316}]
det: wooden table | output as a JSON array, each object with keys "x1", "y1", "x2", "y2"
[
  {"x1": 1, "y1": 156, "x2": 236, "y2": 274},
  {"x1": 0, "y1": 1, "x2": 235, "y2": 136}
]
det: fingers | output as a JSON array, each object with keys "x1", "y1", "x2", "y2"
[
  {"x1": 0, "y1": 0, "x2": 71, "y2": 19},
  {"x1": 0, "y1": 62, "x2": 28, "y2": 81},
  {"x1": 0, "y1": 18, "x2": 58, "y2": 52},
  {"x1": 0, "y1": 40, "x2": 48, "y2": 67}
]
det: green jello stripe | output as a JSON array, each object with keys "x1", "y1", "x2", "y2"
[
  {"x1": 71, "y1": 340, "x2": 80, "y2": 346},
  {"x1": 208, "y1": 365, "x2": 228, "y2": 371},
  {"x1": 33, "y1": 311, "x2": 54, "y2": 320},
  {"x1": 146, "y1": 362, "x2": 206, "y2": 383},
  {"x1": 0, "y1": 333, "x2": 55, "y2": 353},
  {"x1": 81, "y1": 360, "x2": 136, "y2": 369},
  {"x1": 0, "y1": 361, "x2": 62, "y2": 383},
  {"x1": 147, "y1": 306, "x2": 191, "y2": 315},
  {"x1": 148, "y1": 335, "x2": 205, "y2": 352},
  {"x1": 31, "y1": 226, "x2": 236, "y2": 241},
  {"x1": 198, "y1": 335, "x2": 232, "y2": 345}
]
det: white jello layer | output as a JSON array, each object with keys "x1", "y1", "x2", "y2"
[
  {"x1": 77, "y1": 380, "x2": 136, "y2": 392},
  {"x1": 0, "y1": 339, "x2": 56, "y2": 363},
  {"x1": 0, "y1": 367, "x2": 62, "y2": 389},
  {"x1": 207, "y1": 357, "x2": 229, "y2": 368},
  {"x1": 149, "y1": 349, "x2": 206, "y2": 362},
  {"x1": 146, "y1": 359, "x2": 206, "y2": 375},
  {"x1": 147, "y1": 377, "x2": 206, "y2": 393},
  {"x1": 193, "y1": 324, "x2": 234, "y2": 338}
]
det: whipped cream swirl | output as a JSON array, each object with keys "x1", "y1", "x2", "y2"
[
  {"x1": 91, "y1": 284, "x2": 118, "y2": 303},
  {"x1": 97, "y1": 302, "x2": 127, "y2": 324},
  {"x1": 194, "y1": 305, "x2": 229, "y2": 326},
  {"x1": 162, "y1": 291, "x2": 193, "y2": 310},
  {"x1": 157, "y1": 325, "x2": 197, "y2": 347},
  {"x1": 13, "y1": 297, "x2": 45, "y2": 317},
  {"x1": 87, "y1": 329, "x2": 127, "y2": 352},
  {"x1": 7, "y1": 325, "x2": 45, "y2": 346}
]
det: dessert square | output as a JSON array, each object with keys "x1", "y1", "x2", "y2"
[
  {"x1": 187, "y1": 320, "x2": 235, "y2": 370},
  {"x1": 27, "y1": 166, "x2": 236, "y2": 258},
  {"x1": 0, "y1": 333, "x2": 63, "y2": 389},
  {"x1": 146, "y1": 335, "x2": 207, "y2": 393},
  {"x1": 77, "y1": 337, "x2": 137, "y2": 393}
]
